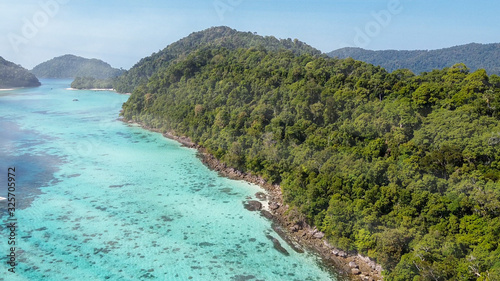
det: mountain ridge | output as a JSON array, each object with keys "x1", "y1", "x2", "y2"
[
  {"x1": 113, "y1": 26, "x2": 322, "y2": 93},
  {"x1": 31, "y1": 54, "x2": 124, "y2": 79},
  {"x1": 328, "y1": 42, "x2": 500, "y2": 75}
]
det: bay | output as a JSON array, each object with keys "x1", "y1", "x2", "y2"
[{"x1": 0, "y1": 80, "x2": 339, "y2": 281}]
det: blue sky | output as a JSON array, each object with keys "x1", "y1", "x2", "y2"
[{"x1": 1, "y1": 0, "x2": 499, "y2": 69}]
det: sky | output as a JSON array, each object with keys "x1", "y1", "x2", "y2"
[{"x1": 1, "y1": 0, "x2": 499, "y2": 70}]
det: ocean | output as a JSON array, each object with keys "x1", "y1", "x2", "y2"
[{"x1": 0, "y1": 80, "x2": 338, "y2": 281}]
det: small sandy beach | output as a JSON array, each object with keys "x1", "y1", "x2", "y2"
[{"x1": 66, "y1": 88, "x2": 115, "y2": 91}]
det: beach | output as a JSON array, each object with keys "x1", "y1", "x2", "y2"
[{"x1": 66, "y1": 88, "x2": 115, "y2": 91}]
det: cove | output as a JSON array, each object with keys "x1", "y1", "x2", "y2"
[{"x1": 0, "y1": 80, "x2": 341, "y2": 281}]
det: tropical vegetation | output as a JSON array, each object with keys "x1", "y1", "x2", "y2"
[
  {"x1": 31, "y1": 54, "x2": 124, "y2": 79},
  {"x1": 113, "y1": 26, "x2": 321, "y2": 93},
  {"x1": 0, "y1": 56, "x2": 40, "y2": 88},
  {"x1": 329, "y1": 43, "x2": 500, "y2": 76},
  {"x1": 71, "y1": 77, "x2": 114, "y2": 89},
  {"x1": 119, "y1": 28, "x2": 500, "y2": 280},
  {"x1": 110, "y1": 27, "x2": 500, "y2": 281}
]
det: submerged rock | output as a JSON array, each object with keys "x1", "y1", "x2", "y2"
[
  {"x1": 244, "y1": 200, "x2": 262, "y2": 211},
  {"x1": 198, "y1": 242, "x2": 216, "y2": 247},
  {"x1": 255, "y1": 192, "x2": 267, "y2": 200},
  {"x1": 231, "y1": 275, "x2": 256, "y2": 281},
  {"x1": 265, "y1": 234, "x2": 289, "y2": 256},
  {"x1": 272, "y1": 223, "x2": 304, "y2": 253},
  {"x1": 260, "y1": 210, "x2": 273, "y2": 220}
]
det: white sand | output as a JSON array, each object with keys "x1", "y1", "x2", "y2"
[{"x1": 67, "y1": 88, "x2": 115, "y2": 91}]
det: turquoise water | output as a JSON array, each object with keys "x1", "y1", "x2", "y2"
[{"x1": 0, "y1": 80, "x2": 338, "y2": 281}]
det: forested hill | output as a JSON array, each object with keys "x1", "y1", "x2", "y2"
[
  {"x1": 328, "y1": 43, "x2": 500, "y2": 75},
  {"x1": 0, "y1": 56, "x2": 41, "y2": 88},
  {"x1": 113, "y1": 26, "x2": 321, "y2": 93},
  {"x1": 30, "y1": 54, "x2": 124, "y2": 79},
  {"x1": 122, "y1": 45, "x2": 500, "y2": 280}
]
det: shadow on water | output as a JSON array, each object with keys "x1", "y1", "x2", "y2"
[{"x1": 0, "y1": 118, "x2": 63, "y2": 215}]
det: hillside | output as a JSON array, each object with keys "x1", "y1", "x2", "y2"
[
  {"x1": 121, "y1": 42, "x2": 500, "y2": 280},
  {"x1": 113, "y1": 26, "x2": 322, "y2": 93},
  {"x1": 31, "y1": 54, "x2": 124, "y2": 79},
  {"x1": 0, "y1": 56, "x2": 41, "y2": 88},
  {"x1": 328, "y1": 43, "x2": 500, "y2": 75},
  {"x1": 70, "y1": 77, "x2": 114, "y2": 90}
]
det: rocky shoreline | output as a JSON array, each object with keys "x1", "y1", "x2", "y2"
[{"x1": 126, "y1": 120, "x2": 383, "y2": 281}]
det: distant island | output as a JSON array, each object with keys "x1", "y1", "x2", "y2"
[
  {"x1": 0, "y1": 56, "x2": 41, "y2": 89},
  {"x1": 31, "y1": 54, "x2": 124, "y2": 79},
  {"x1": 70, "y1": 77, "x2": 114, "y2": 90},
  {"x1": 328, "y1": 43, "x2": 500, "y2": 75}
]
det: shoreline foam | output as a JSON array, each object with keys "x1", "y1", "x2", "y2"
[
  {"x1": 67, "y1": 88, "x2": 131, "y2": 95},
  {"x1": 67, "y1": 87, "x2": 115, "y2": 91},
  {"x1": 124, "y1": 119, "x2": 384, "y2": 281}
]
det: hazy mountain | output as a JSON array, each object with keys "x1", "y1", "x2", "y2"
[
  {"x1": 31, "y1": 54, "x2": 124, "y2": 79},
  {"x1": 0, "y1": 56, "x2": 41, "y2": 88},
  {"x1": 328, "y1": 43, "x2": 500, "y2": 75}
]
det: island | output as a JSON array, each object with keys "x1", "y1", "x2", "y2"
[
  {"x1": 31, "y1": 54, "x2": 124, "y2": 79},
  {"x1": 328, "y1": 43, "x2": 500, "y2": 75},
  {"x1": 0, "y1": 56, "x2": 41, "y2": 89},
  {"x1": 117, "y1": 26, "x2": 500, "y2": 280}
]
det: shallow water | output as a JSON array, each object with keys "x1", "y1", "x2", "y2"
[{"x1": 0, "y1": 80, "x2": 338, "y2": 281}]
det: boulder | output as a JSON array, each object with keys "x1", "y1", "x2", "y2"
[
  {"x1": 349, "y1": 261, "x2": 359, "y2": 268},
  {"x1": 255, "y1": 192, "x2": 267, "y2": 200},
  {"x1": 244, "y1": 200, "x2": 262, "y2": 211},
  {"x1": 351, "y1": 268, "x2": 361, "y2": 275},
  {"x1": 313, "y1": 232, "x2": 325, "y2": 239},
  {"x1": 290, "y1": 224, "x2": 300, "y2": 232},
  {"x1": 269, "y1": 202, "x2": 280, "y2": 210},
  {"x1": 260, "y1": 210, "x2": 273, "y2": 219}
]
